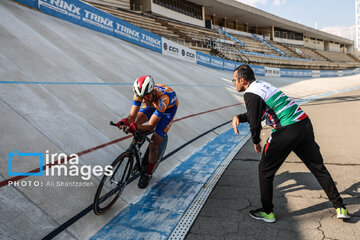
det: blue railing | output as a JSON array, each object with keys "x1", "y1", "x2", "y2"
[
  {"x1": 216, "y1": 28, "x2": 246, "y2": 46},
  {"x1": 251, "y1": 34, "x2": 286, "y2": 56}
]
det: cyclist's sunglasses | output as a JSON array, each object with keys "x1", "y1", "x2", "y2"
[{"x1": 142, "y1": 93, "x2": 152, "y2": 101}]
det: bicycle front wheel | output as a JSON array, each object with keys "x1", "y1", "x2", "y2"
[{"x1": 93, "y1": 151, "x2": 134, "y2": 215}]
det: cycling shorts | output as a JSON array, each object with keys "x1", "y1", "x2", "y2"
[{"x1": 139, "y1": 105, "x2": 177, "y2": 138}]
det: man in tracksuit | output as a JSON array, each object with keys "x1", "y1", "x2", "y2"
[{"x1": 231, "y1": 64, "x2": 350, "y2": 223}]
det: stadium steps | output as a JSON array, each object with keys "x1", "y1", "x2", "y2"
[
  {"x1": 313, "y1": 50, "x2": 333, "y2": 62},
  {"x1": 274, "y1": 43, "x2": 305, "y2": 59},
  {"x1": 84, "y1": 2, "x2": 183, "y2": 41},
  {"x1": 348, "y1": 54, "x2": 360, "y2": 63},
  {"x1": 318, "y1": 50, "x2": 358, "y2": 63},
  {"x1": 250, "y1": 34, "x2": 285, "y2": 56},
  {"x1": 82, "y1": 0, "x2": 130, "y2": 10},
  {"x1": 154, "y1": 18, "x2": 193, "y2": 42}
]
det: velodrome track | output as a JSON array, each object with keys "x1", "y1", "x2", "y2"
[{"x1": 0, "y1": 1, "x2": 360, "y2": 239}]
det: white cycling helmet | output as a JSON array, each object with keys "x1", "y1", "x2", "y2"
[{"x1": 133, "y1": 75, "x2": 155, "y2": 97}]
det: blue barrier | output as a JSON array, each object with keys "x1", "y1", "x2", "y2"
[
  {"x1": 280, "y1": 69, "x2": 312, "y2": 78},
  {"x1": 79, "y1": 5, "x2": 115, "y2": 35},
  {"x1": 16, "y1": 0, "x2": 38, "y2": 8},
  {"x1": 249, "y1": 64, "x2": 265, "y2": 76},
  {"x1": 223, "y1": 59, "x2": 241, "y2": 71},
  {"x1": 37, "y1": 0, "x2": 162, "y2": 53},
  {"x1": 320, "y1": 70, "x2": 338, "y2": 77},
  {"x1": 114, "y1": 18, "x2": 162, "y2": 52},
  {"x1": 343, "y1": 69, "x2": 356, "y2": 76},
  {"x1": 38, "y1": 0, "x2": 83, "y2": 25},
  {"x1": 196, "y1": 52, "x2": 224, "y2": 70}
]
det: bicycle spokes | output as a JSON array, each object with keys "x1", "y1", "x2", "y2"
[{"x1": 94, "y1": 153, "x2": 133, "y2": 214}]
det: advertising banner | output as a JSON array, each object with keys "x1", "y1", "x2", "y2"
[
  {"x1": 38, "y1": 0, "x2": 161, "y2": 52},
  {"x1": 343, "y1": 70, "x2": 352, "y2": 76},
  {"x1": 265, "y1": 67, "x2": 280, "y2": 77},
  {"x1": 250, "y1": 64, "x2": 265, "y2": 76},
  {"x1": 17, "y1": 0, "x2": 38, "y2": 8},
  {"x1": 79, "y1": 7, "x2": 115, "y2": 35},
  {"x1": 320, "y1": 70, "x2": 338, "y2": 77},
  {"x1": 196, "y1": 52, "x2": 224, "y2": 70},
  {"x1": 312, "y1": 70, "x2": 321, "y2": 78},
  {"x1": 291, "y1": 70, "x2": 312, "y2": 78},
  {"x1": 303, "y1": 70, "x2": 312, "y2": 77},
  {"x1": 162, "y1": 38, "x2": 196, "y2": 62},
  {"x1": 38, "y1": 0, "x2": 113, "y2": 34},
  {"x1": 115, "y1": 19, "x2": 162, "y2": 53},
  {"x1": 223, "y1": 60, "x2": 240, "y2": 71},
  {"x1": 280, "y1": 69, "x2": 294, "y2": 77},
  {"x1": 38, "y1": 0, "x2": 82, "y2": 25}
]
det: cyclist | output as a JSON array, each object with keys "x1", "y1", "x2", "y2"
[
  {"x1": 117, "y1": 75, "x2": 178, "y2": 189},
  {"x1": 231, "y1": 64, "x2": 350, "y2": 222}
]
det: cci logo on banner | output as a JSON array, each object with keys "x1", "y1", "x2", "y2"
[{"x1": 162, "y1": 38, "x2": 196, "y2": 63}]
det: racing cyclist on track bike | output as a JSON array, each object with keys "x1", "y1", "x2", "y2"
[{"x1": 117, "y1": 75, "x2": 178, "y2": 189}]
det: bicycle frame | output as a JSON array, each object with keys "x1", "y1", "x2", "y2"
[{"x1": 110, "y1": 132, "x2": 149, "y2": 184}]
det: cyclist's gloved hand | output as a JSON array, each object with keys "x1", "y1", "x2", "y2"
[
  {"x1": 117, "y1": 118, "x2": 128, "y2": 128},
  {"x1": 126, "y1": 122, "x2": 137, "y2": 134}
]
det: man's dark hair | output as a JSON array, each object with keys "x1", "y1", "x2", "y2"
[{"x1": 234, "y1": 64, "x2": 256, "y2": 82}]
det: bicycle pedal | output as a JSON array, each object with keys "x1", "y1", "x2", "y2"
[
  {"x1": 132, "y1": 166, "x2": 139, "y2": 175},
  {"x1": 131, "y1": 169, "x2": 140, "y2": 176}
]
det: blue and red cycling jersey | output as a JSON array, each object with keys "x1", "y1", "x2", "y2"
[
  {"x1": 132, "y1": 84, "x2": 178, "y2": 117},
  {"x1": 132, "y1": 84, "x2": 178, "y2": 137}
]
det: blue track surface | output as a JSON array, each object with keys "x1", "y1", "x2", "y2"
[{"x1": 91, "y1": 125, "x2": 250, "y2": 240}]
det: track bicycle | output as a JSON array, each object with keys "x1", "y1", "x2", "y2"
[{"x1": 93, "y1": 121, "x2": 167, "y2": 215}]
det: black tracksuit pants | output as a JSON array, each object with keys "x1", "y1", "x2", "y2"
[{"x1": 259, "y1": 117, "x2": 344, "y2": 213}]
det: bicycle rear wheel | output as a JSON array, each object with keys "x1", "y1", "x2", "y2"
[{"x1": 93, "y1": 151, "x2": 134, "y2": 215}]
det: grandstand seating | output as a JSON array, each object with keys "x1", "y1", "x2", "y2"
[
  {"x1": 316, "y1": 50, "x2": 356, "y2": 63},
  {"x1": 83, "y1": 1, "x2": 360, "y2": 70},
  {"x1": 84, "y1": 0, "x2": 130, "y2": 10},
  {"x1": 85, "y1": 2, "x2": 183, "y2": 41},
  {"x1": 269, "y1": 42, "x2": 303, "y2": 58}
]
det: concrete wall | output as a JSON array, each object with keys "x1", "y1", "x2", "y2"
[
  {"x1": 304, "y1": 36, "x2": 324, "y2": 50},
  {"x1": 273, "y1": 37, "x2": 304, "y2": 46},
  {"x1": 328, "y1": 42, "x2": 341, "y2": 52}
]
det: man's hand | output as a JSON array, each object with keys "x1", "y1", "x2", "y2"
[
  {"x1": 117, "y1": 118, "x2": 128, "y2": 129},
  {"x1": 232, "y1": 116, "x2": 240, "y2": 134},
  {"x1": 254, "y1": 143, "x2": 262, "y2": 153},
  {"x1": 125, "y1": 122, "x2": 137, "y2": 134}
]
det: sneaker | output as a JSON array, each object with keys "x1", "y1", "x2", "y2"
[
  {"x1": 138, "y1": 173, "x2": 152, "y2": 189},
  {"x1": 336, "y1": 207, "x2": 350, "y2": 219},
  {"x1": 249, "y1": 208, "x2": 276, "y2": 223}
]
